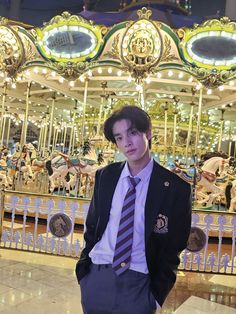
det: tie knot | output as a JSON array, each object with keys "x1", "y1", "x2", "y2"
[{"x1": 128, "y1": 176, "x2": 141, "y2": 188}]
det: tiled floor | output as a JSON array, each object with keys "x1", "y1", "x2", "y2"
[{"x1": 0, "y1": 249, "x2": 236, "y2": 313}]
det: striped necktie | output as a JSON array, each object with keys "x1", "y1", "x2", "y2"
[{"x1": 112, "y1": 176, "x2": 141, "y2": 275}]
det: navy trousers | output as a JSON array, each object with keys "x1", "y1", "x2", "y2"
[{"x1": 80, "y1": 264, "x2": 157, "y2": 314}]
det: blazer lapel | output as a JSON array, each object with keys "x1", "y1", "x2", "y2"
[{"x1": 145, "y1": 162, "x2": 167, "y2": 245}]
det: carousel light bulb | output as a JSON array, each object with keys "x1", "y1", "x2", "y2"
[
  {"x1": 178, "y1": 72, "x2": 184, "y2": 78},
  {"x1": 117, "y1": 70, "x2": 122, "y2": 77},
  {"x1": 127, "y1": 76, "x2": 132, "y2": 83},
  {"x1": 59, "y1": 77, "x2": 64, "y2": 83},
  {"x1": 196, "y1": 83, "x2": 202, "y2": 90},
  {"x1": 207, "y1": 89, "x2": 212, "y2": 95},
  {"x1": 157, "y1": 72, "x2": 162, "y2": 78},
  {"x1": 51, "y1": 71, "x2": 56, "y2": 77},
  {"x1": 69, "y1": 81, "x2": 75, "y2": 87},
  {"x1": 168, "y1": 71, "x2": 173, "y2": 77},
  {"x1": 34, "y1": 67, "x2": 39, "y2": 74},
  {"x1": 42, "y1": 68, "x2": 47, "y2": 74},
  {"x1": 87, "y1": 70, "x2": 93, "y2": 77},
  {"x1": 146, "y1": 77, "x2": 151, "y2": 84},
  {"x1": 11, "y1": 83, "x2": 16, "y2": 89},
  {"x1": 108, "y1": 67, "x2": 112, "y2": 74},
  {"x1": 218, "y1": 85, "x2": 224, "y2": 91},
  {"x1": 136, "y1": 84, "x2": 142, "y2": 91},
  {"x1": 188, "y1": 76, "x2": 193, "y2": 82},
  {"x1": 98, "y1": 68, "x2": 102, "y2": 74},
  {"x1": 80, "y1": 76, "x2": 85, "y2": 82}
]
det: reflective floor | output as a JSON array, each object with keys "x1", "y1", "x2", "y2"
[{"x1": 0, "y1": 249, "x2": 235, "y2": 314}]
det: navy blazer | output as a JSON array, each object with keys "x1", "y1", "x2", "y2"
[{"x1": 76, "y1": 160, "x2": 192, "y2": 306}]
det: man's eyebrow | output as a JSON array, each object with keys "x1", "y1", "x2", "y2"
[{"x1": 113, "y1": 132, "x2": 121, "y2": 137}]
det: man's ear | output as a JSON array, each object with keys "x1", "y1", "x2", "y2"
[{"x1": 146, "y1": 129, "x2": 152, "y2": 140}]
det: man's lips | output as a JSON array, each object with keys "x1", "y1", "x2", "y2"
[{"x1": 126, "y1": 149, "x2": 136, "y2": 154}]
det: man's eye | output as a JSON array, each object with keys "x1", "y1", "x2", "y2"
[
  {"x1": 116, "y1": 137, "x2": 122, "y2": 141},
  {"x1": 131, "y1": 130, "x2": 138, "y2": 135}
]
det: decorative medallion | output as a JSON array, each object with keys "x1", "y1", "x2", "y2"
[
  {"x1": 49, "y1": 213, "x2": 72, "y2": 238},
  {"x1": 120, "y1": 7, "x2": 163, "y2": 82},
  {"x1": 186, "y1": 226, "x2": 207, "y2": 252}
]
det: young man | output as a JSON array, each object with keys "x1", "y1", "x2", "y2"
[{"x1": 76, "y1": 105, "x2": 192, "y2": 314}]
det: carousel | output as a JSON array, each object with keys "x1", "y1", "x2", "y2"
[{"x1": 0, "y1": 4, "x2": 236, "y2": 274}]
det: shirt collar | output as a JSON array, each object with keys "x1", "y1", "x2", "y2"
[{"x1": 120, "y1": 159, "x2": 154, "y2": 183}]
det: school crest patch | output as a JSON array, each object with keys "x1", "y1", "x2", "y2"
[{"x1": 154, "y1": 214, "x2": 168, "y2": 234}]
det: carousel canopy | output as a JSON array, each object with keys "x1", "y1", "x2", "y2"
[{"x1": 0, "y1": 5, "x2": 236, "y2": 156}]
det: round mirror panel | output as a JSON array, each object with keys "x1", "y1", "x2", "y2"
[{"x1": 185, "y1": 31, "x2": 236, "y2": 67}]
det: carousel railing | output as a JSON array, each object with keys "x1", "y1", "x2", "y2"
[
  {"x1": 180, "y1": 211, "x2": 236, "y2": 274},
  {"x1": 0, "y1": 190, "x2": 89, "y2": 257},
  {"x1": 0, "y1": 190, "x2": 235, "y2": 274}
]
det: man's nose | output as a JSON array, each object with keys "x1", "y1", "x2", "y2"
[{"x1": 124, "y1": 137, "x2": 131, "y2": 147}]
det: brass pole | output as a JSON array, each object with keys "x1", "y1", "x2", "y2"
[
  {"x1": 47, "y1": 94, "x2": 56, "y2": 150},
  {"x1": 68, "y1": 114, "x2": 76, "y2": 156},
  {"x1": 54, "y1": 128, "x2": 59, "y2": 151},
  {"x1": 1, "y1": 112, "x2": 6, "y2": 146},
  {"x1": 185, "y1": 102, "x2": 194, "y2": 158},
  {"x1": 42, "y1": 115, "x2": 48, "y2": 157},
  {"x1": 20, "y1": 81, "x2": 31, "y2": 146},
  {"x1": 63, "y1": 125, "x2": 67, "y2": 153},
  {"x1": 52, "y1": 125, "x2": 57, "y2": 151},
  {"x1": 97, "y1": 82, "x2": 107, "y2": 136},
  {"x1": 38, "y1": 125, "x2": 43, "y2": 151},
  {"x1": 218, "y1": 109, "x2": 225, "y2": 152},
  {"x1": 228, "y1": 126, "x2": 232, "y2": 156},
  {"x1": 81, "y1": 78, "x2": 89, "y2": 145},
  {"x1": 6, "y1": 117, "x2": 11, "y2": 147},
  {"x1": 172, "y1": 109, "x2": 178, "y2": 157},
  {"x1": 0, "y1": 83, "x2": 7, "y2": 147},
  {"x1": 97, "y1": 96, "x2": 104, "y2": 136},
  {"x1": 194, "y1": 87, "x2": 203, "y2": 155},
  {"x1": 164, "y1": 102, "x2": 168, "y2": 150}
]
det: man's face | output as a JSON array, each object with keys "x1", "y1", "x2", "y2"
[{"x1": 112, "y1": 119, "x2": 151, "y2": 164}]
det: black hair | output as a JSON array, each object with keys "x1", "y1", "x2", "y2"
[{"x1": 103, "y1": 105, "x2": 152, "y2": 147}]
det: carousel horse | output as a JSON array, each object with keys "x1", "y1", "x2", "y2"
[
  {"x1": 8, "y1": 143, "x2": 34, "y2": 183},
  {"x1": 0, "y1": 147, "x2": 12, "y2": 188},
  {"x1": 226, "y1": 179, "x2": 236, "y2": 212},
  {"x1": 171, "y1": 156, "x2": 230, "y2": 206}
]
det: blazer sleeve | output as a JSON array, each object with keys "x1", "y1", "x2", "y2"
[
  {"x1": 150, "y1": 182, "x2": 192, "y2": 306},
  {"x1": 75, "y1": 169, "x2": 101, "y2": 283}
]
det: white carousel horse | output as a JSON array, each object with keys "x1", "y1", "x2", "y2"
[
  {"x1": 171, "y1": 156, "x2": 230, "y2": 206},
  {"x1": 0, "y1": 148, "x2": 12, "y2": 188},
  {"x1": 8, "y1": 143, "x2": 34, "y2": 183}
]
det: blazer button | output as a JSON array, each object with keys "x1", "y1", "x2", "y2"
[{"x1": 121, "y1": 262, "x2": 126, "y2": 267}]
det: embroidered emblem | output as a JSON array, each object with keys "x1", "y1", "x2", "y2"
[
  {"x1": 154, "y1": 214, "x2": 168, "y2": 233},
  {"x1": 164, "y1": 181, "x2": 169, "y2": 187}
]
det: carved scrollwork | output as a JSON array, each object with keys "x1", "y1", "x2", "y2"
[
  {"x1": 185, "y1": 66, "x2": 236, "y2": 88},
  {"x1": 49, "y1": 60, "x2": 97, "y2": 79},
  {"x1": 104, "y1": 34, "x2": 120, "y2": 60},
  {"x1": 160, "y1": 36, "x2": 179, "y2": 63},
  {"x1": 0, "y1": 25, "x2": 24, "y2": 78}
]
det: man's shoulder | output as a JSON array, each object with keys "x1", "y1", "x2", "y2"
[
  {"x1": 154, "y1": 161, "x2": 191, "y2": 190},
  {"x1": 97, "y1": 161, "x2": 125, "y2": 176}
]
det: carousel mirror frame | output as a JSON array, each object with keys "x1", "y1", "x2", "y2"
[
  {"x1": 34, "y1": 11, "x2": 104, "y2": 63},
  {"x1": 179, "y1": 17, "x2": 236, "y2": 71}
]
